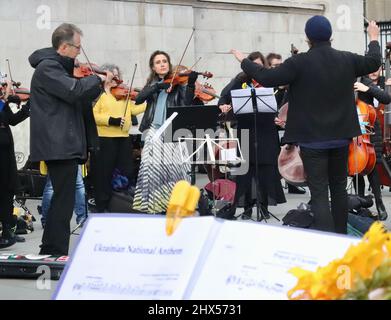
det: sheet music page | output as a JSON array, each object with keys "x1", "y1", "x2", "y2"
[
  {"x1": 231, "y1": 87, "x2": 277, "y2": 114},
  {"x1": 220, "y1": 147, "x2": 237, "y2": 162},
  {"x1": 55, "y1": 215, "x2": 216, "y2": 300},
  {"x1": 189, "y1": 221, "x2": 358, "y2": 300}
]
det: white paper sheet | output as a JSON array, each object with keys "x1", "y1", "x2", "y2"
[
  {"x1": 55, "y1": 215, "x2": 216, "y2": 300},
  {"x1": 189, "y1": 221, "x2": 358, "y2": 300},
  {"x1": 231, "y1": 87, "x2": 277, "y2": 114}
]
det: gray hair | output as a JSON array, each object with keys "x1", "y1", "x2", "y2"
[
  {"x1": 52, "y1": 23, "x2": 83, "y2": 49},
  {"x1": 100, "y1": 63, "x2": 121, "y2": 78}
]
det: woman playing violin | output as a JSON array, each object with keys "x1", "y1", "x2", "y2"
[
  {"x1": 218, "y1": 51, "x2": 286, "y2": 220},
  {"x1": 135, "y1": 50, "x2": 197, "y2": 132},
  {"x1": 91, "y1": 64, "x2": 146, "y2": 213},
  {"x1": 133, "y1": 51, "x2": 198, "y2": 214},
  {"x1": 353, "y1": 66, "x2": 391, "y2": 220}
]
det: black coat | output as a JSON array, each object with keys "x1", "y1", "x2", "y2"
[
  {"x1": 29, "y1": 47, "x2": 102, "y2": 162},
  {"x1": 241, "y1": 41, "x2": 382, "y2": 144},
  {"x1": 0, "y1": 102, "x2": 29, "y2": 192},
  {"x1": 358, "y1": 76, "x2": 391, "y2": 163},
  {"x1": 136, "y1": 81, "x2": 194, "y2": 133}
]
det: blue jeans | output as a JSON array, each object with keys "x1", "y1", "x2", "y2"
[{"x1": 41, "y1": 166, "x2": 86, "y2": 226}]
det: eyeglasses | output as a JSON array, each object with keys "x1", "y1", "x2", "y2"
[{"x1": 67, "y1": 43, "x2": 81, "y2": 50}]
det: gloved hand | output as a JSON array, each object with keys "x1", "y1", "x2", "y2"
[
  {"x1": 7, "y1": 95, "x2": 21, "y2": 106},
  {"x1": 21, "y1": 100, "x2": 30, "y2": 113},
  {"x1": 155, "y1": 82, "x2": 171, "y2": 91},
  {"x1": 109, "y1": 117, "x2": 122, "y2": 126},
  {"x1": 187, "y1": 71, "x2": 198, "y2": 87}
]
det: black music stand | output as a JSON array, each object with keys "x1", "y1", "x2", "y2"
[
  {"x1": 232, "y1": 87, "x2": 280, "y2": 222},
  {"x1": 166, "y1": 105, "x2": 221, "y2": 184}
]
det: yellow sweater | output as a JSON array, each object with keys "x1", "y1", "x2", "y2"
[{"x1": 93, "y1": 93, "x2": 146, "y2": 137}]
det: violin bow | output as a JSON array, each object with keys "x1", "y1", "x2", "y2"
[
  {"x1": 5, "y1": 59, "x2": 13, "y2": 83},
  {"x1": 5, "y1": 59, "x2": 16, "y2": 95},
  {"x1": 121, "y1": 63, "x2": 137, "y2": 129},
  {"x1": 189, "y1": 57, "x2": 202, "y2": 71},
  {"x1": 168, "y1": 27, "x2": 196, "y2": 89},
  {"x1": 80, "y1": 46, "x2": 97, "y2": 76}
]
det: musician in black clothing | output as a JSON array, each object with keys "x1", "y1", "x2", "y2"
[
  {"x1": 232, "y1": 16, "x2": 381, "y2": 234},
  {"x1": 0, "y1": 88, "x2": 30, "y2": 248},
  {"x1": 354, "y1": 66, "x2": 391, "y2": 220},
  {"x1": 218, "y1": 51, "x2": 286, "y2": 220},
  {"x1": 266, "y1": 52, "x2": 306, "y2": 195}
]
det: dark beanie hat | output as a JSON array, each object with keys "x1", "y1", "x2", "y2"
[{"x1": 305, "y1": 15, "x2": 332, "y2": 42}]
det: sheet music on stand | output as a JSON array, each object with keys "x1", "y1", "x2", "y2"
[
  {"x1": 230, "y1": 86, "x2": 280, "y2": 222},
  {"x1": 231, "y1": 87, "x2": 277, "y2": 114}
]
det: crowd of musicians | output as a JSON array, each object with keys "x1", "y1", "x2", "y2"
[{"x1": 0, "y1": 16, "x2": 390, "y2": 255}]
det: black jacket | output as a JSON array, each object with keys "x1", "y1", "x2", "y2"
[
  {"x1": 29, "y1": 47, "x2": 102, "y2": 162},
  {"x1": 135, "y1": 81, "x2": 193, "y2": 133},
  {"x1": 358, "y1": 76, "x2": 391, "y2": 106},
  {"x1": 0, "y1": 102, "x2": 29, "y2": 192},
  {"x1": 241, "y1": 41, "x2": 382, "y2": 143}
]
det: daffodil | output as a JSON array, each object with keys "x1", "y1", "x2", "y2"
[{"x1": 288, "y1": 222, "x2": 391, "y2": 300}]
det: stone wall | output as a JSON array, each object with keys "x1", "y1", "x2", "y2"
[
  {"x1": 366, "y1": 0, "x2": 391, "y2": 21},
  {"x1": 0, "y1": 0, "x2": 365, "y2": 165}
]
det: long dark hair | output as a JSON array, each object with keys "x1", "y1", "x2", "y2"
[
  {"x1": 146, "y1": 50, "x2": 173, "y2": 86},
  {"x1": 237, "y1": 51, "x2": 268, "y2": 83},
  {"x1": 247, "y1": 51, "x2": 268, "y2": 67}
]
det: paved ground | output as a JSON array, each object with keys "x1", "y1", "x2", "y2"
[{"x1": 1, "y1": 174, "x2": 390, "y2": 300}]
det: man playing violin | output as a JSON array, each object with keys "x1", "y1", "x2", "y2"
[
  {"x1": 29, "y1": 23, "x2": 113, "y2": 255},
  {"x1": 232, "y1": 17, "x2": 381, "y2": 234}
]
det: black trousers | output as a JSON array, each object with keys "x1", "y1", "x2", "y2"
[
  {"x1": 40, "y1": 159, "x2": 78, "y2": 255},
  {"x1": 301, "y1": 146, "x2": 349, "y2": 234},
  {"x1": 0, "y1": 192, "x2": 14, "y2": 227},
  {"x1": 90, "y1": 137, "x2": 133, "y2": 211},
  {"x1": 0, "y1": 143, "x2": 14, "y2": 227}
]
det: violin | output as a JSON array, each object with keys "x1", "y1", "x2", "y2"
[
  {"x1": 110, "y1": 84, "x2": 141, "y2": 101},
  {"x1": 73, "y1": 61, "x2": 123, "y2": 84},
  {"x1": 164, "y1": 69, "x2": 213, "y2": 87},
  {"x1": 194, "y1": 82, "x2": 219, "y2": 102},
  {"x1": 11, "y1": 87, "x2": 30, "y2": 102},
  {"x1": 0, "y1": 81, "x2": 30, "y2": 102},
  {"x1": 1, "y1": 59, "x2": 30, "y2": 102}
]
